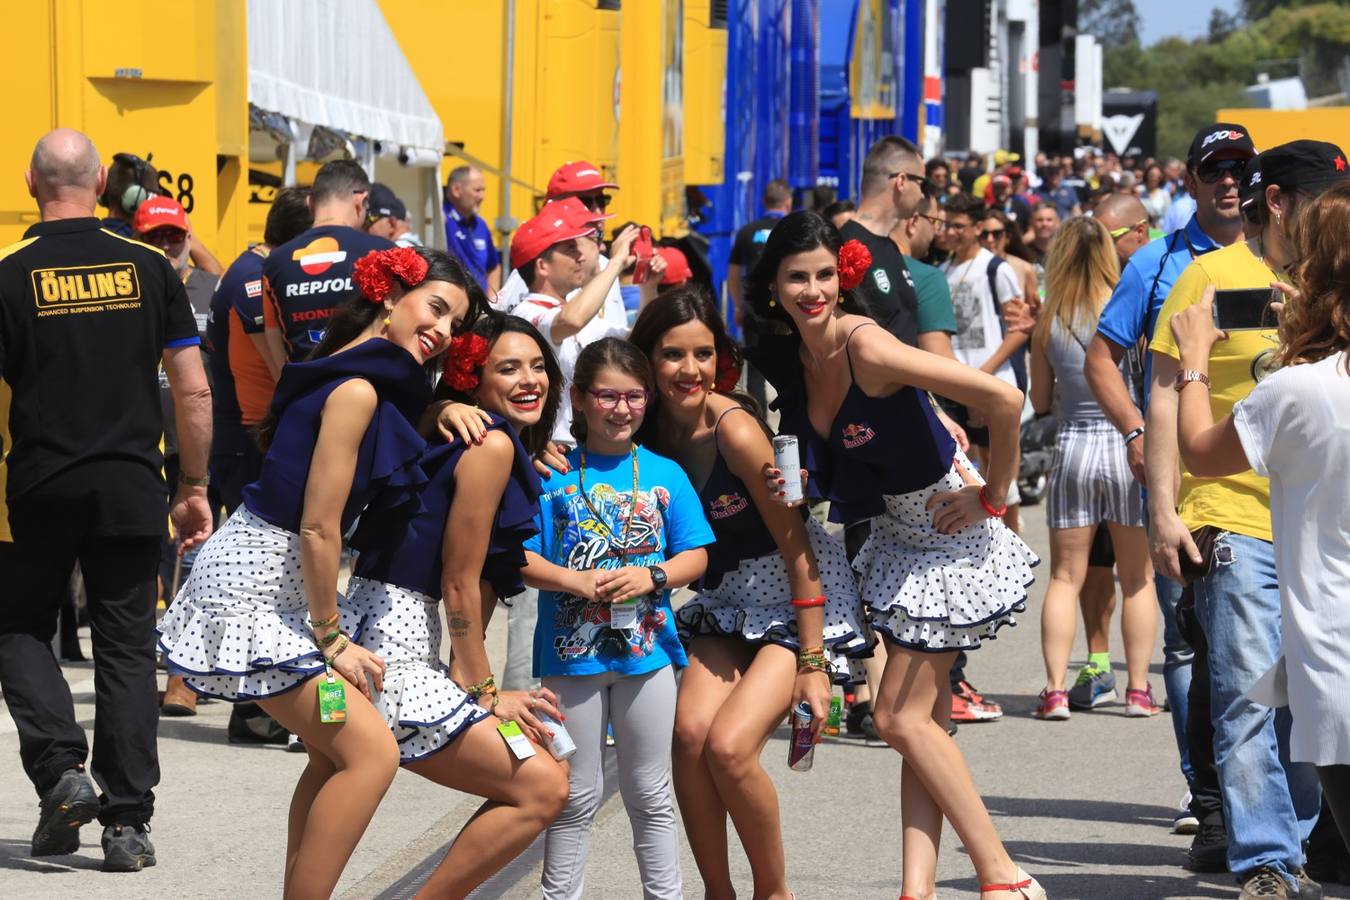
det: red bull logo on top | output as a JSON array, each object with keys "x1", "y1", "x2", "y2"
[
  {"x1": 708, "y1": 492, "x2": 749, "y2": 520},
  {"x1": 841, "y1": 422, "x2": 875, "y2": 449}
]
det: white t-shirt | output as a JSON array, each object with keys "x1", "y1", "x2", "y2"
[
  {"x1": 1233, "y1": 351, "x2": 1350, "y2": 765},
  {"x1": 941, "y1": 247, "x2": 1023, "y2": 387},
  {"x1": 513, "y1": 292, "x2": 629, "y2": 444},
  {"x1": 494, "y1": 255, "x2": 627, "y2": 328}
]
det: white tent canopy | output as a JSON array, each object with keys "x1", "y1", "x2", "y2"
[{"x1": 247, "y1": 0, "x2": 444, "y2": 160}]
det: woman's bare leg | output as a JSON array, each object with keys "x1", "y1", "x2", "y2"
[
  {"x1": 899, "y1": 680, "x2": 953, "y2": 900},
  {"x1": 1106, "y1": 521, "x2": 1159, "y2": 693},
  {"x1": 672, "y1": 637, "x2": 750, "y2": 899},
  {"x1": 871, "y1": 646, "x2": 1024, "y2": 897},
  {"x1": 259, "y1": 677, "x2": 400, "y2": 900},
  {"x1": 704, "y1": 643, "x2": 798, "y2": 900},
  {"x1": 406, "y1": 716, "x2": 570, "y2": 899},
  {"x1": 1040, "y1": 525, "x2": 1094, "y2": 692}
]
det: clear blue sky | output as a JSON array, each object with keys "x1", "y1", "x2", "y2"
[{"x1": 1134, "y1": 0, "x2": 1234, "y2": 47}]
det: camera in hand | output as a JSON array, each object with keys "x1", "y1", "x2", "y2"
[{"x1": 1211, "y1": 288, "x2": 1278, "y2": 331}]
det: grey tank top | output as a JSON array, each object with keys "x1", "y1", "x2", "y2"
[{"x1": 1046, "y1": 318, "x2": 1115, "y2": 422}]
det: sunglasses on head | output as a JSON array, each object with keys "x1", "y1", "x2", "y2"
[
  {"x1": 1108, "y1": 218, "x2": 1149, "y2": 239},
  {"x1": 1196, "y1": 157, "x2": 1245, "y2": 184}
]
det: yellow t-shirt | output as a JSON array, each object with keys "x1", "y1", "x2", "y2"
[{"x1": 1150, "y1": 240, "x2": 1280, "y2": 541}]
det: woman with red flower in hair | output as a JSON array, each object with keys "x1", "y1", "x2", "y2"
[
  {"x1": 345, "y1": 313, "x2": 572, "y2": 896},
  {"x1": 628, "y1": 285, "x2": 870, "y2": 900},
  {"x1": 157, "y1": 246, "x2": 485, "y2": 895},
  {"x1": 746, "y1": 211, "x2": 1045, "y2": 900}
]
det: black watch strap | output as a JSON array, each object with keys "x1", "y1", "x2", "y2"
[{"x1": 647, "y1": 565, "x2": 668, "y2": 592}]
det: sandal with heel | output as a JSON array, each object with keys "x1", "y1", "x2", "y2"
[{"x1": 980, "y1": 867, "x2": 1046, "y2": 899}]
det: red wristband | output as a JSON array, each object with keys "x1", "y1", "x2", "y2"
[
  {"x1": 791, "y1": 594, "x2": 827, "y2": 608},
  {"x1": 978, "y1": 486, "x2": 1007, "y2": 518}
]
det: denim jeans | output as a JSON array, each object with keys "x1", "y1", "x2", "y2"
[
  {"x1": 1156, "y1": 572, "x2": 1194, "y2": 786},
  {"x1": 1193, "y1": 531, "x2": 1321, "y2": 880}
]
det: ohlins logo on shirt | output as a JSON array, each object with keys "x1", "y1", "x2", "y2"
[{"x1": 31, "y1": 263, "x2": 141, "y2": 316}]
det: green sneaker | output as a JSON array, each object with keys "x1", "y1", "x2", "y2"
[{"x1": 1067, "y1": 665, "x2": 1117, "y2": 710}]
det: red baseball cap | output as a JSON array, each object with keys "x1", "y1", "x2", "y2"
[
  {"x1": 511, "y1": 198, "x2": 606, "y2": 269},
  {"x1": 546, "y1": 161, "x2": 619, "y2": 199},
  {"x1": 133, "y1": 196, "x2": 189, "y2": 234},
  {"x1": 657, "y1": 246, "x2": 692, "y2": 286}
]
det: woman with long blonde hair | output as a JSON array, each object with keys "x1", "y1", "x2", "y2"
[{"x1": 1029, "y1": 217, "x2": 1159, "y2": 721}]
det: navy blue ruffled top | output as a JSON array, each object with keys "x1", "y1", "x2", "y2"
[
  {"x1": 746, "y1": 326, "x2": 955, "y2": 526},
  {"x1": 351, "y1": 414, "x2": 542, "y2": 599},
  {"x1": 242, "y1": 338, "x2": 432, "y2": 534},
  {"x1": 696, "y1": 407, "x2": 805, "y2": 590}
]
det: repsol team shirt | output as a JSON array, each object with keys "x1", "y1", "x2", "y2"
[
  {"x1": 262, "y1": 225, "x2": 392, "y2": 361},
  {"x1": 0, "y1": 217, "x2": 199, "y2": 538}
]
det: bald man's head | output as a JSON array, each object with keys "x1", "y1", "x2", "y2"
[
  {"x1": 1093, "y1": 193, "x2": 1150, "y2": 262},
  {"x1": 27, "y1": 129, "x2": 105, "y2": 215}
]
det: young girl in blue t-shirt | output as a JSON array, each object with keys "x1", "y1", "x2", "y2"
[{"x1": 523, "y1": 337, "x2": 713, "y2": 900}]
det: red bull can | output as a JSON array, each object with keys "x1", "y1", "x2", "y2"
[
  {"x1": 788, "y1": 701, "x2": 815, "y2": 771},
  {"x1": 773, "y1": 434, "x2": 804, "y2": 505}
]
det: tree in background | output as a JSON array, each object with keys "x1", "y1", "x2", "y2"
[{"x1": 1090, "y1": 0, "x2": 1350, "y2": 158}]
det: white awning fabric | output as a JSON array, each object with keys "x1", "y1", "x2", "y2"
[{"x1": 247, "y1": 0, "x2": 444, "y2": 158}]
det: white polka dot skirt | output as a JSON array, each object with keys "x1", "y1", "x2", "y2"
[
  {"x1": 677, "y1": 517, "x2": 874, "y2": 684},
  {"x1": 156, "y1": 508, "x2": 363, "y2": 701},
  {"x1": 347, "y1": 577, "x2": 491, "y2": 764},
  {"x1": 853, "y1": 463, "x2": 1040, "y2": 652}
]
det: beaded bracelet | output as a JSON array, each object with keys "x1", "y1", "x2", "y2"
[
  {"x1": 324, "y1": 635, "x2": 350, "y2": 663},
  {"x1": 791, "y1": 595, "x2": 827, "y2": 608},
  {"x1": 310, "y1": 611, "x2": 340, "y2": 631},
  {"x1": 465, "y1": 675, "x2": 497, "y2": 700},
  {"x1": 797, "y1": 646, "x2": 831, "y2": 675}
]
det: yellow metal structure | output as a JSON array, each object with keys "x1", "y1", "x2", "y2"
[
  {"x1": 1216, "y1": 107, "x2": 1350, "y2": 156},
  {"x1": 683, "y1": 0, "x2": 727, "y2": 186},
  {"x1": 618, "y1": 0, "x2": 686, "y2": 236},
  {"x1": 2, "y1": 0, "x2": 249, "y2": 259}
]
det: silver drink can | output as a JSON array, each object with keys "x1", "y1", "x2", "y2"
[
  {"x1": 535, "y1": 710, "x2": 577, "y2": 762},
  {"x1": 788, "y1": 701, "x2": 815, "y2": 771},
  {"x1": 772, "y1": 434, "x2": 804, "y2": 505}
]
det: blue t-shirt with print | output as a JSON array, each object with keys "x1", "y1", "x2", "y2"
[{"x1": 525, "y1": 445, "x2": 714, "y2": 678}]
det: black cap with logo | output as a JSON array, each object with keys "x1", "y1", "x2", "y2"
[
  {"x1": 1259, "y1": 140, "x2": 1350, "y2": 192},
  {"x1": 368, "y1": 183, "x2": 407, "y2": 221},
  {"x1": 1239, "y1": 153, "x2": 1264, "y2": 214},
  {"x1": 1187, "y1": 123, "x2": 1257, "y2": 169}
]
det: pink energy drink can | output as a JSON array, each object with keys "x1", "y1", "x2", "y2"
[
  {"x1": 773, "y1": 435, "x2": 804, "y2": 505},
  {"x1": 788, "y1": 701, "x2": 815, "y2": 771}
]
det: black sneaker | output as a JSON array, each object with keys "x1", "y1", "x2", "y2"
[
  {"x1": 1294, "y1": 867, "x2": 1324, "y2": 900},
  {"x1": 32, "y1": 767, "x2": 99, "y2": 857},
  {"x1": 227, "y1": 704, "x2": 289, "y2": 745},
  {"x1": 1187, "y1": 821, "x2": 1230, "y2": 873},
  {"x1": 101, "y1": 823, "x2": 156, "y2": 872}
]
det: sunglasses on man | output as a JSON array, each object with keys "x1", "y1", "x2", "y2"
[
  {"x1": 889, "y1": 171, "x2": 932, "y2": 195},
  {"x1": 1108, "y1": 219, "x2": 1149, "y2": 239},
  {"x1": 1196, "y1": 157, "x2": 1245, "y2": 184}
]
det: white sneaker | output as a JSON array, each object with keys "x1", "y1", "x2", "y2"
[
  {"x1": 286, "y1": 733, "x2": 305, "y2": 753},
  {"x1": 1172, "y1": 790, "x2": 1199, "y2": 834}
]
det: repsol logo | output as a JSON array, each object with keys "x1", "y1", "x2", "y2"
[
  {"x1": 285, "y1": 277, "x2": 353, "y2": 298},
  {"x1": 31, "y1": 263, "x2": 141, "y2": 309}
]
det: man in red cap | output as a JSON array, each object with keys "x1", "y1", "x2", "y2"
[
  {"x1": 496, "y1": 160, "x2": 628, "y2": 324},
  {"x1": 133, "y1": 195, "x2": 220, "y2": 717},
  {"x1": 512, "y1": 199, "x2": 639, "y2": 444},
  {"x1": 657, "y1": 246, "x2": 691, "y2": 289}
]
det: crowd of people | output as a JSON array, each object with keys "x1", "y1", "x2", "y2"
[{"x1": 0, "y1": 118, "x2": 1347, "y2": 900}]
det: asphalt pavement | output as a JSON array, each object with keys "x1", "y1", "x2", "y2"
[{"x1": 2, "y1": 503, "x2": 1345, "y2": 899}]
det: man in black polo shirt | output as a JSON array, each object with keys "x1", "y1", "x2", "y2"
[
  {"x1": 727, "y1": 179, "x2": 792, "y2": 409},
  {"x1": 0, "y1": 128, "x2": 213, "y2": 871},
  {"x1": 840, "y1": 135, "x2": 925, "y2": 347},
  {"x1": 261, "y1": 159, "x2": 392, "y2": 366}
]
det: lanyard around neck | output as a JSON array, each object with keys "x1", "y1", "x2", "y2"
[{"x1": 577, "y1": 447, "x2": 641, "y2": 561}]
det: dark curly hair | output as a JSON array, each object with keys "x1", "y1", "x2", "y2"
[{"x1": 434, "y1": 313, "x2": 563, "y2": 456}]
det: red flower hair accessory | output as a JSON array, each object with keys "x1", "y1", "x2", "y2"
[
  {"x1": 442, "y1": 332, "x2": 490, "y2": 392},
  {"x1": 837, "y1": 239, "x2": 872, "y2": 292},
  {"x1": 713, "y1": 351, "x2": 741, "y2": 393},
  {"x1": 352, "y1": 247, "x2": 430, "y2": 304}
]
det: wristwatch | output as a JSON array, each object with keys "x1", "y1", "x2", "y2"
[
  {"x1": 647, "y1": 565, "x2": 668, "y2": 593},
  {"x1": 1174, "y1": 370, "x2": 1212, "y2": 392}
]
